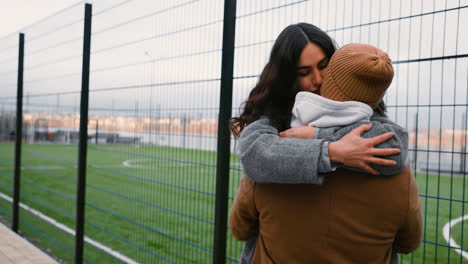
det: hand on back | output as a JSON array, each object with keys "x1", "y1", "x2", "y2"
[
  {"x1": 280, "y1": 123, "x2": 401, "y2": 175},
  {"x1": 328, "y1": 124, "x2": 400, "y2": 175}
]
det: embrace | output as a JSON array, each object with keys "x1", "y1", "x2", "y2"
[{"x1": 229, "y1": 23, "x2": 422, "y2": 264}]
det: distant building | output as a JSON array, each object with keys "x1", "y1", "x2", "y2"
[{"x1": 33, "y1": 128, "x2": 140, "y2": 145}]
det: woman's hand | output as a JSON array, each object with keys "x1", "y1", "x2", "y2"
[
  {"x1": 328, "y1": 123, "x2": 401, "y2": 175},
  {"x1": 279, "y1": 126, "x2": 316, "y2": 139}
]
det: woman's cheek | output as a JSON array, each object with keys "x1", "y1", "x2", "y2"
[
  {"x1": 320, "y1": 68, "x2": 328, "y2": 78},
  {"x1": 297, "y1": 77, "x2": 310, "y2": 92}
]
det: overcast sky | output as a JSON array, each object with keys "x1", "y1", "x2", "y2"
[{"x1": 0, "y1": 0, "x2": 83, "y2": 38}]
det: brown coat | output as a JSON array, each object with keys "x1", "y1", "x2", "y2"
[{"x1": 229, "y1": 166, "x2": 422, "y2": 264}]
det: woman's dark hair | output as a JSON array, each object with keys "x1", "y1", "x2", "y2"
[
  {"x1": 230, "y1": 23, "x2": 338, "y2": 136},
  {"x1": 375, "y1": 101, "x2": 387, "y2": 116}
]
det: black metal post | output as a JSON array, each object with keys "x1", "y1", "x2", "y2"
[
  {"x1": 461, "y1": 112, "x2": 466, "y2": 173},
  {"x1": 74, "y1": 4, "x2": 92, "y2": 264},
  {"x1": 183, "y1": 115, "x2": 187, "y2": 148},
  {"x1": 213, "y1": 0, "x2": 236, "y2": 263},
  {"x1": 95, "y1": 120, "x2": 98, "y2": 145},
  {"x1": 413, "y1": 112, "x2": 419, "y2": 171},
  {"x1": 12, "y1": 33, "x2": 24, "y2": 233},
  {"x1": 168, "y1": 114, "x2": 172, "y2": 146}
]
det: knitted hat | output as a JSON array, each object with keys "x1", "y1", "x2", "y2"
[{"x1": 320, "y1": 43, "x2": 394, "y2": 109}]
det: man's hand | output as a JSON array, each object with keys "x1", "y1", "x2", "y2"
[{"x1": 279, "y1": 126, "x2": 316, "y2": 139}]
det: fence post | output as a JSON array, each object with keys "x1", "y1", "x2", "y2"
[
  {"x1": 213, "y1": 0, "x2": 237, "y2": 263},
  {"x1": 74, "y1": 3, "x2": 92, "y2": 264},
  {"x1": 95, "y1": 120, "x2": 98, "y2": 145},
  {"x1": 12, "y1": 33, "x2": 25, "y2": 233},
  {"x1": 413, "y1": 112, "x2": 419, "y2": 171},
  {"x1": 461, "y1": 112, "x2": 466, "y2": 173}
]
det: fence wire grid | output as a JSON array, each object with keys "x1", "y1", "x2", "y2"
[{"x1": 0, "y1": 0, "x2": 467, "y2": 263}]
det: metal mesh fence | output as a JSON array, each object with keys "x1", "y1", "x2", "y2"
[
  {"x1": 0, "y1": 32, "x2": 18, "y2": 224},
  {"x1": 0, "y1": 31, "x2": 18, "y2": 222},
  {"x1": 0, "y1": 0, "x2": 466, "y2": 263},
  {"x1": 86, "y1": 1, "x2": 225, "y2": 263},
  {"x1": 12, "y1": 3, "x2": 84, "y2": 263}
]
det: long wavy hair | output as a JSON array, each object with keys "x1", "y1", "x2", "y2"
[{"x1": 230, "y1": 23, "x2": 338, "y2": 136}]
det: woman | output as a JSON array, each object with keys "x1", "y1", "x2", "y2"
[{"x1": 230, "y1": 23, "x2": 411, "y2": 263}]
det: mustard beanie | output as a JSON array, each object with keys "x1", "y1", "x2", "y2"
[{"x1": 320, "y1": 43, "x2": 394, "y2": 109}]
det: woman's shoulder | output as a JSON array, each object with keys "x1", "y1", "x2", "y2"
[
  {"x1": 239, "y1": 117, "x2": 278, "y2": 139},
  {"x1": 244, "y1": 116, "x2": 273, "y2": 130}
]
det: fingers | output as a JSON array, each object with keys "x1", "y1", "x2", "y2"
[
  {"x1": 368, "y1": 132, "x2": 394, "y2": 146},
  {"x1": 351, "y1": 123, "x2": 372, "y2": 136},
  {"x1": 366, "y1": 157, "x2": 397, "y2": 166},
  {"x1": 360, "y1": 163, "x2": 380, "y2": 175},
  {"x1": 279, "y1": 126, "x2": 316, "y2": 139},
  {"x1": 370, "y1": 147, "x2": 401, "y2": 156},
  {"x1": 279, "y1": 130, "x2": 293, "y2": 138}
]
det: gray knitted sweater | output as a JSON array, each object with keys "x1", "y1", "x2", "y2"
[
  {"x1": 238, "y1": 111, "x2": 408, "y2": 183},
  {"x1": 236, "y1": 111, "x2": 408, "y2": 263}
]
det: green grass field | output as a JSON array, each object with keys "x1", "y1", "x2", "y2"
[{"x1": 0, "y1": 142, "x2": 467, "y2": 264}]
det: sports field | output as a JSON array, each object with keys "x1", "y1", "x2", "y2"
[{"x1": 0, "y1": 142, "x2": 467, "y2": 264}]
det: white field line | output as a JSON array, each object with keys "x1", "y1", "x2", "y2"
[
  {"x1": 0, "y1": 166, "x2": 64, "y2": 170},
  {"x1": 442, "y1": 214, "x2": 468, "y2": 260},
  {"x1": 0, "y1": 191, "x2": 139, "y2": 264},
  {"x1": 122, "y1": 159, "x2": 148, "y2": 169},
  {"x1": 0, "y1": 165, "x2": 125, "y2": 170},
  {"x1": 122, "y1": 159, "x2": 197, "y2": 169}
]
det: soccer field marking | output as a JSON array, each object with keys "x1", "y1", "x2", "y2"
[
  {"x1": 122, "y1": 158, "x2": 198, "y2": 169},
  {"x1": 0, "y1": 191, "x2": 139, "y2": 264},
  {"x1": 24, "y1": 165, "x2": 64, "y2": 170},
  {"x1": 122, "y1": 159, "x2": 148, "y2": 169},
  {"x1": 0, "y1": 166, "x2": 64, "y2": 170},
  {"x1": 442, "y1": 214, "x2": 468, "y2": 260}
]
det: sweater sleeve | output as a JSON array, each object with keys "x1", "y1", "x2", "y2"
[
  {"x1": 316, "y1": 111, "x2": 409, "y2": 175},
  {"x1": 238, "y1": 118, "x2": 326, "y2": 184},
  {"x1": 229, "y1": 177, "x2": 259, "y2": 241}
]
